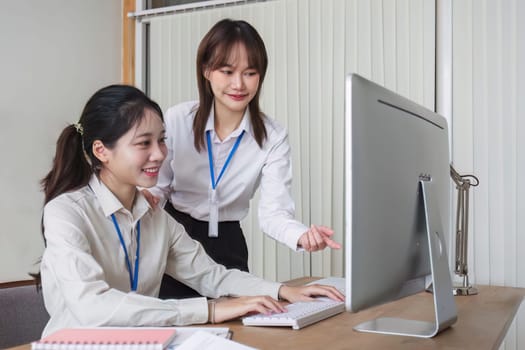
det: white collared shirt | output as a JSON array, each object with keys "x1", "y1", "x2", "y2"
[
  {"x1": 150, "y1": 101, "x2": 308, "y2": 250},
  {"x1": 40, "y1": 175, "x2": 280, "y2": 337}
]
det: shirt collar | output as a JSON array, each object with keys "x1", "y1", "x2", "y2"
[
  {"x1": 205, "y1": 102, "x2": 253, "y2": 142},
  {"x1": 88, "y1": 175, "x2": 150, "y2": 220}
]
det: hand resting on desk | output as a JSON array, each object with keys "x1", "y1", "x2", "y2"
[{"x1": 212, "y1": 283, "x2": 344, "y2": 323}]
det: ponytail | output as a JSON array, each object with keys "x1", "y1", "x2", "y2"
[{"x1": 41, "y1": 124, "x2": 92, "y2": 205}]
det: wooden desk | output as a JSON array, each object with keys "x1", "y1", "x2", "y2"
[
  {"x1": 221, "y1": 280, "x2": 525, "y2": 349},
  {"x1": 10, "y1": 279, "x2": 524, "y2": 350}
]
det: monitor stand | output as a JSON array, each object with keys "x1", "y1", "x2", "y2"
[{"x1": 353, "y1": 180, "x2": 458, "y2": 338}]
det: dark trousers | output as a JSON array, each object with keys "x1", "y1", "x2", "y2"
[{"x1": 159, "y1": 201, "x2": 249, "y2": 299}]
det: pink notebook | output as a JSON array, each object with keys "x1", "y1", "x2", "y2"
[{"x1": 31, "y1": 327, "x2": 177, "y2": 350}]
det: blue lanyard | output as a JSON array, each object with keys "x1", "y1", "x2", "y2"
[
  {"x1": 206, "y1": 130, "x2": 245, "y2": 189},
  {"x1": 110, "y1": 214, "x2": 140, "y2": 292}
]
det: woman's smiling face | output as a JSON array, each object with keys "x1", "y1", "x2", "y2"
[{"x1": 205, "y1": 42, "x2": 261, "y2": 120}]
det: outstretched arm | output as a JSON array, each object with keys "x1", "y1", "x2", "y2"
[{"x1": 258, "y1": 129, "x2": 341, "y2": 252}]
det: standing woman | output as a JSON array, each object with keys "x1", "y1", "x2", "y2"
[
  {"x1": 39, "y1": 85, "x2": 343, "y2": 336},
  {"x1": 144, "y1": 19, "x2": 340, "y2": 299}
]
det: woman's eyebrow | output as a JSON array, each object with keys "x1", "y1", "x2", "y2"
[{"x1": 133, "y1": 131, "x2": 154, "y2": 139}]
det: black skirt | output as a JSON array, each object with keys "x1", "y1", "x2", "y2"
[{"x1": 159, "y1": 201, "x2": 249, "y2": 299}]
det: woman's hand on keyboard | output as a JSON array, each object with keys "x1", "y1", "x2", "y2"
[
  {"x1": 278, "y1": 284, "x2": 345, "y2": 303},
  {"x1": 213, "y1": 296, "x2": 287, "y2": 323}
]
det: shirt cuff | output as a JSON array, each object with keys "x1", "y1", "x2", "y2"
[
  {"x1": 258, "y1": 282, "x2": 283, "y2": 300},
  {"x1": 167, "y1": 297, "x2": 208, "y2": 325},
  {"x1": 284, "y1": 224, "x2": 309, "y2": 251}
]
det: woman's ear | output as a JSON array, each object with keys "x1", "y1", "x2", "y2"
[
  {"x1": 203, "y1": 66, "x2": 211, "y2": 80},
  {"x1": 92, "y1": 140, "x2": 109, "y2": 164}
]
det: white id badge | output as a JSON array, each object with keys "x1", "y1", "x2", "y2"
[{"x1": 208, "y1": 189, "x2": 219, "y2": 238}]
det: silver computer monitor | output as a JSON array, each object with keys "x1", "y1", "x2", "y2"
[{"x1": 344, "y1": 73, "x2": 457, "y2": 338}]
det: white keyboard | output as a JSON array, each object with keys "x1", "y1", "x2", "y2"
[{"x1": 242, "y1": 277, "x2": 346, "y2": 330}]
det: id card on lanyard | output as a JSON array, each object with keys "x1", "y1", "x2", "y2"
[{"x1": 206, "y1": 130, "x2": 245, "y2": 237}]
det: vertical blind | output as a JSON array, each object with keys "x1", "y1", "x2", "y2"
[
  {"x1": 452, "y1": 0, "x2": 525, "y2": 348},
  {"x1": 147, "y1": 0, "x2": 435, "y2": 282}
]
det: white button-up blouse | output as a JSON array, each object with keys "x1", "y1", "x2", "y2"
[
  {"x1": 150, "y1": 101, "x2": 309, "y2": 250},
  {"x1": 40, "y1": 175, "x2": 280, "y2": 337}
]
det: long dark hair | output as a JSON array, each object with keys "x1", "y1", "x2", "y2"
[{"x1": 194, "y1": 18, "x2": 268, "y2": 152}]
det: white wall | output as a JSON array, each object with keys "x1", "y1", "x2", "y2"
[{"x1": 0, "y1": 0, "x2": 122, "y2": 282}]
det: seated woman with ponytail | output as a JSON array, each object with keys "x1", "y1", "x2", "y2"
[{"x1": 39, "y1": 84, "x2": 343, "y2": 337}]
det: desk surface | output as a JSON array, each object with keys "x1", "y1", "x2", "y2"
[
  {"x1": 223, "y1": 279, "x2": 525, "y2": 350},
  {"x1": 10, "y1": 279, "x2": 525, "y2": 350}
]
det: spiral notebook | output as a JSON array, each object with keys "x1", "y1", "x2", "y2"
[{"x1": 31, "y1": 327, "x2": 177, "y2": 350}]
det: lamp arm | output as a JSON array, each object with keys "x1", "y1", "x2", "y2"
[
  {"x1": 454, "y1": 182, "x2": 469, "y2": 276},
  {"x1": 449, "y1": 164, "x2": 479, "y2": 277},
  {"x1": 450, "y1": 164, "x2": 479, "y2": 295}
]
